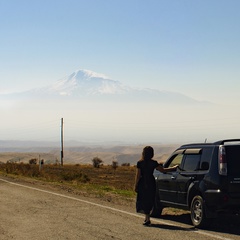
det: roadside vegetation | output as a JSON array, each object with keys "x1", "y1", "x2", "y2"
[{"x1": 0, "y1": 162, "x2": 136, "y2": 201}]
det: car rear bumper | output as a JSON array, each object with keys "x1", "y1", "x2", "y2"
[{"x1": 204, "y1": 189, "x2": 240, "y2": 211}]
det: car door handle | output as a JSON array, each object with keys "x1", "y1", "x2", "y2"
[{"x1": 171, "y1": 176, "x2": 176, "y2": 180}]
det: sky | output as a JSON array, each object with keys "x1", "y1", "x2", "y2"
[{"x1": 1, "y1": 0, "x2": 240, "y2": 144}]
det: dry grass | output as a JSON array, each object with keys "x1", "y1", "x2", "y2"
[{"x1": 0, "y1": 163, "x2": 136, "y2": 198}]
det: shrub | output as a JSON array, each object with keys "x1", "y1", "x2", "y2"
[
  {"x1": 92, "y1": 157, "x2": 103, "y2": 168},
  {"x1": 112, "y1": 161, "x2": 118, "y2": 170},
  {"x1": 29, "y1": 159, "x2": 37, "y2": 164}
]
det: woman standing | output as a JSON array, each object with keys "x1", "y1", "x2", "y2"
[{"x1": 134, "y1": 146, "x2": 177, "y2": 226}]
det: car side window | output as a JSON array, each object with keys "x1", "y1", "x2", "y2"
[
  {"x1": 182, "y1": 154, "x2": 201, "y2": 171},
  {"x1": 168, "y1": 154, "x2": 183, "y2": 168}
]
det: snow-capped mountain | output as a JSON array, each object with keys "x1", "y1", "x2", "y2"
[
  {"x1": 0, "y1": 69, "x2": 209, "y2": 105},
  {"x1": 43, "y1": 69, "x2": 132, "y2": 96},
  {"x1": 43, "y1": 69, "x2": 206, "y2": 104}
]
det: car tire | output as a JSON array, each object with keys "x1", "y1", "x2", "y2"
[
  {"x1": 150, "y1": 197, "x2": 163, "y2": 217},
  {"x1": 190, "y1": 195, "x2": 208, "y2": 228}
]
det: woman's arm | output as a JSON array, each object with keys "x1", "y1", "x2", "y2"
[
  {"x1": 164, "y1": 164, "x2": 178, "y2": 172},
  {"x1": 134, "y1": 168, "x2": 141, "y2": 192},
  {"x1": 156, "y1": 164, "x2": 178, "y2": 173}
]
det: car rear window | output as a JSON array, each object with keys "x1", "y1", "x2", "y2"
[{"x1": 182, "y1": 154, "x2": 201, "y2": 171}]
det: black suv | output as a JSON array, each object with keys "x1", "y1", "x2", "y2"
[{"x1": 152, "y1": 139, "x2": 240, "y2": 228}]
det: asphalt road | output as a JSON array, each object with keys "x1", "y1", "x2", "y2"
[{"x1": 0, "y1": 177, "x2": 239, "y2": 240}]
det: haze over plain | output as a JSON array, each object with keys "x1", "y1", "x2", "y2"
[{"x1": 1, "y1": 1, "x2": 240, "y2": 144}]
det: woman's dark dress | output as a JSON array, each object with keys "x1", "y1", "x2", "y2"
[{"x1": 136, "y1": 159, "x2": 159, "y2": 214}]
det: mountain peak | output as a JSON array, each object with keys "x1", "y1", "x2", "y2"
[
  {"x1": 47, "y1": 69, "x2": 129, "y2": 96},
  {"x1": 73, "y1": 69, "x2": 109, "y2": 80}
]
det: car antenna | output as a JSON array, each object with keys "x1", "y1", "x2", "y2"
[{"x1": 204, "y1": 138, "x2": 207, "y2": 143}]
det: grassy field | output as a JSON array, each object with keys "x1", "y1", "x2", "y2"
[{"x1": 0, "y1": 163, "x2": 137, "y2": 200}]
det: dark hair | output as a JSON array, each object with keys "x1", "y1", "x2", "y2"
[{"x1": 141, "y1": 146, "x2": 154, "y2": 161}]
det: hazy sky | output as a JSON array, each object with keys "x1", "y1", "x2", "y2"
[
  {"x1": 1, "y1": 1, "x2": 240, "y2": 144},
  {"x1": 1, "y1": 0, "x2": 240, "y2": 103}
]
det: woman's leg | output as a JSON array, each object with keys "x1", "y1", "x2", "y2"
[{"x1": 143, "y1": 214, "x2": 151, "y2": 225}]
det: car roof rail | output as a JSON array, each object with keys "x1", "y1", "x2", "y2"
[
  {"x1": 213, "y1": 139, "x2": 240, "y2": 145},
  {"x1": 180, "y1": 143, "x2": 213, "y2": 147}
]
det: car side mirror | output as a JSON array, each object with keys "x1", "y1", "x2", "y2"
[{"x1": 201, "y1": 162, "x2": 209, "y2": 170}]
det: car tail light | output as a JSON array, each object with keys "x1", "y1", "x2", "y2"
[{"x1": 219, "y1": 145, "x2": 227, "y2": 175}]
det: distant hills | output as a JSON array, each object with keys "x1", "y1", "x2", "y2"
[{"x1": 0, "y1": 140, "x2": 178, "y2": 165}]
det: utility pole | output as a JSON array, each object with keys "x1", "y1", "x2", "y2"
[{"x1": 60, "y1": 118, "x2": 64, "y2": 166}]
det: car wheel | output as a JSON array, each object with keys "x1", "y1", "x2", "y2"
[
  {"x1": 150, "y1": 197, "x2": 163, "y2": 217},
  {"x1": 190, "y1": 195, "x2": 208, "y2": 228}
]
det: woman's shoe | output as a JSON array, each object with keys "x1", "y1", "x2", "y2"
[{"x1": 143, "y1": 220, "x2": 151, "y2": 226}]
